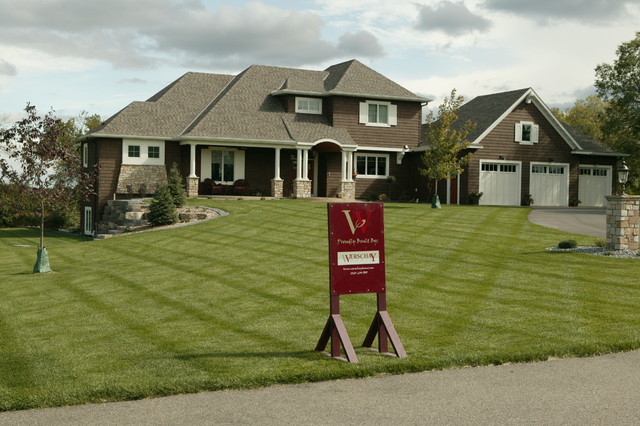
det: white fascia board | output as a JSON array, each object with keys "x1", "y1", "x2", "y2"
[
  {"x1": 471, "y1": 89, "x2": 532, "y2": 144},
  {"x1": 180, "y1": 137, "x2": 296, "y2": 149},
  {"x1": 270, "y1": 89, "x2": 432, "y2": 103},
  {"x1": 356, "y1": 146, "x2": 406, "y2": 152},
  {"x1": 572, "y1": 150, "x2": 629, "y2": 157},
  {"x1": 80, "y1": 133, "x2": 178, "y2": 142},
  {"x1": 528, "y1": 91, "x2": 582, "y2": 150}
]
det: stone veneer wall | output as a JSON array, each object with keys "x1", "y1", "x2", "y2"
[
  {"x1": 606, "y1": 195, "x2": 640, "y2": 250},
  {"x1": 116, "y1": 165, "x2": 167, "y2": 195}
]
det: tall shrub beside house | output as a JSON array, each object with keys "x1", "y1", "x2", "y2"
[
  {"x1": 167, "y1": 163, "x2": 186, "y2": 207},
  {"x1": 147, "y1": 184, "x2": 178, "y2": 226},
  {"x1": 420, "y1": 89, "x2": 476, "y2": 208}
]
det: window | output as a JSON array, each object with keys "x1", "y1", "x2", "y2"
[
  {"x1": 128, "y1": 145, "x2": 140, "y2": 158},
  {"x1": 548, "y1": 166, "x2": 564, "y2": 174},
  {"x1": 515, "y1": 121, "x2": 539, "y2": 144},
  {"x1": 212, "y1": 150, "x2": 235, "y2": 182},
  {"x1": 482, "y1": 163, "x2": 498, "y2": 172},
  {"x1": 580, "y1": 168, "x2": 591, "y2": 175},
  {"x1": 82, "y1": 143, "x2": 88, "y2": 167},
  {"x1": 295, "y1": 97, "x2": 322, "y2": 114},
  {"x1": 148, "y1": 146, "x2": 160, "y2": 159},
  {"x1": 594, "y1": 169, "x2": 607, "y2": 176},
  {"x1": 359, "y1": 101, "x2": 397, "y2": 127},
  {"x1": 500, "y1": 164, "x2": 517, "y2": 173},
  {"x1": 356, "y1": 154, "x2": 388, "y2": 178},
  {"x1": 532, "y1": 165, "x2": 546, "y2": 174}
]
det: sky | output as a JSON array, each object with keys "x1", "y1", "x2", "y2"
[{"x1": 0, "y1": 0, "x2": 639, "y2": 125}]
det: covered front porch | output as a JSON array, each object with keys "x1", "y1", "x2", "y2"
[{"x1": 181, "y1": 140, "x2": 358, "y2": 199}]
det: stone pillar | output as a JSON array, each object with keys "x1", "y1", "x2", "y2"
[
  {"x1": 338, "y1": 180, "x2": 356, "y2": 199},
  {"x1": 187, "y1": 176, "x2": 199, "y2": 198},
  {"x1": 606, "y1": 195, "x2": 640, "y2": 250},
  {"x1": 271, "y1": 178, "x2": 283, "y2": 198},
  {"x1": 293, "y1": 179, "x2": 312, "y2": 198}
]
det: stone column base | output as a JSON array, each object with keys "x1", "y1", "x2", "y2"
[
  {"x1": 187, "y1": 176, "x2": 199, "y2": 198},
  {"x1": 337, "y1": 180, "x2": 355, "y2": 199},
  {"x1": 293, "y1": 179, "x2": 312, "y2": 198},
  {"x1": 606, "y1": 195, "x2": 640, "y2": 250},
  {"x1": 271, "y1": 178, "x2": 283, "y2": 198}
]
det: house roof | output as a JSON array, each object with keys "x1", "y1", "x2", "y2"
[
  {"x1": 422, "y1": 87, "x2": 623, "y2": 157},
  {"x1": 89, "y1": 60, "x2": 425, "y2": 146}
]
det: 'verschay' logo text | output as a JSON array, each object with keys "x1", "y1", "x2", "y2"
[
  {"x1": 337, "y1": 250, "x2": 380, "y2": 266},
  {"x1": 342, "y1": 210, "x2": 371, "y2": 235}
]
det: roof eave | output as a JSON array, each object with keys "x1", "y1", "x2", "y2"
[
  {"x1": 270, "y1": 89, "x2": 431, "y2": 103},
  {"x1": 572, "y1": 150, "x2": 629, "y2": 157}
]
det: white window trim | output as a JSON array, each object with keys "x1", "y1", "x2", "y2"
[
  {"x1": 200, "y1": 147, "x2": 245, "y2": 184},
  {"x1": 295, "y1": 97, "x2": 322, "y2": 115},
  {"x1": 515, "y1": 121, "x2": 539, "y2": 145},
  {"x1": 122, "y1": 139, "x2": 164, "y2": 165},
  {"x1": 359, "y1": 100, "x2": 398, "y2": 127},
  {"x1": 355, "y1": 153, "x2": 390, "y2": 179}
]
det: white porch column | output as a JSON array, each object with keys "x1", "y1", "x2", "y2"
[
  {"x1": 347, "y1": 151, "x2": 354, "y2": 181},
  {"x1": 302, "y1": 149, "x2": 309, "y2": 180},
  {"x1": 296, "y1": 149, "x2": 303, "y2": 180},
  {"x1": 341, "y1": 151, "x2": 348, "y2": 181},
  {"x1": 188, "y1": 143, "x2": 197, "y2": 178},
  {"x1": 186, "y1": 143, "x2": 199, "y2": 198},
  {"x1": 274, "y1": 147, "x2": 281, "y2": 180}
]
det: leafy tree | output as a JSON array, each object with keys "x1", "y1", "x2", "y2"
[
  {"x1": 551, "y1": 95, "x2": 607, "y2": 142},
  {"x1": 420, "y1": 89, "x2": 476, "y2": 207},
  {"x1": 147, "y1": 184, "x2": 178, "y2": 226},
  {"x1": 167, "y1": 163, "x2": 186, "y2": 207},
  {"x1": 595, "y1": 31, "x2": 640, "y2": 192},
  {"x1": 0, "y1": 104, "x2": 97, "y2": 273}
]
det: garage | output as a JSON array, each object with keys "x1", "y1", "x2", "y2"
[
  {"x1": 529, "y1": 163, "x2": 569, "y2": 206},
  {"x1": 579, "y1": 165, "x2": 612, "y2": 207},
  {"x1": 479, "y1": 161, "x2": 521, "y2": 206}
]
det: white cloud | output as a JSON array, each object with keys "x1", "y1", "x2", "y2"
[
  {"x1": 483, "y1": 0, "x2": 634, "y2": 24},
  {"x1": 0, "y1": 58, "x2": 16, "y2": 76},
  {"x1": 415, "y1": 1, "x2": 492, "y2": 36}
]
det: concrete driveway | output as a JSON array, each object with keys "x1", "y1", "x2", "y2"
[{"x1": 528, "y1": 207, "x2": 606, "y2": 238}]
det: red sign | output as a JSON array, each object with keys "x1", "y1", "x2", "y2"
[{"x1": 328, "y1": 203, "x2": 386, "y2": 295}]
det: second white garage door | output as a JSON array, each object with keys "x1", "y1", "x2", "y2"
[{"x1": 530, "y1": 163, "x2": 569, "y2": 206}]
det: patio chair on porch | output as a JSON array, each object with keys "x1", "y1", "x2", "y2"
[{"x1": 233, "y1": 179, "x2": 248, "y2": 195}]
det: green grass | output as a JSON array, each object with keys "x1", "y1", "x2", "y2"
[{"x1": 1, "y1": 200, "x2": 639, "y2": 411}]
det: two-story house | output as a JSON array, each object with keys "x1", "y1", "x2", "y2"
[{"x1": 80, "y1": 60, "x2": 430, "y2": 235}]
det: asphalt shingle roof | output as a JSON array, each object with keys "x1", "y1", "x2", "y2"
[{"x1": 90, "y1": 60, "x2": 425, "y2": 145}]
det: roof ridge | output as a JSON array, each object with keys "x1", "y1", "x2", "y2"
[{"x1": 180, "y1": 68, "x2": 248, "y2": 135}]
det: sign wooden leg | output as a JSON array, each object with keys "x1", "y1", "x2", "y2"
[
  {"x1": 362, "y1": 293, "x2": 407, "y2": 358},
  {"x1": 315, "y1": 295, "x2": 358, "y2": 363}
]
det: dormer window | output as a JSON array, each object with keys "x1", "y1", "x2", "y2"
[
  {"x1": 515, "y1": 121, "x2": 539, "y2": 144},
  {"x1": 295, "y1": 97, "x2": 322, "y2": 114}
]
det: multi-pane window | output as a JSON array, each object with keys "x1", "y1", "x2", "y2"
[
  {"x1": 368, "y1": 103, "x2": 388, "y2": 124},
  {"x1": 482, "y1": 163, "x2": 516, "y2": 173},
  {"x1": 148, "y1": 146, "x2": 160, "y2": 158},
  {"x1": 295, "y1": 97, "x2": 322, "y2": 114},
  {"x1": 128, "y1": 145, "x2": 140, "y2": 158},
  {"x1": 356, "y1": 154, "x2": 388, "y2": 178},
  {"x1": 212, "y1": 150, "x2": 235, "y2": 182},
  {"x1": 515, "y1": 121, "x2": 539, "y2": 144}
]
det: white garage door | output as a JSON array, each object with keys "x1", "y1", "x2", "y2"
[
  {"x1": 479, "y1": 161, "x2": 521, "y2": 206},
  {"x1": 579, "y1": 166, "x2": 611, "y2": 207},
  {"x1": 530, "y1": 163, "x2": 569, "y2": 206}
]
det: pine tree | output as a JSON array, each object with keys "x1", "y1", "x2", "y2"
[
  {"x1": 147, "y1": 184, "x2": 178, "y2": 226},
  {"x1": 167, "y1": 163, "x2": 186, "y2": 207}
]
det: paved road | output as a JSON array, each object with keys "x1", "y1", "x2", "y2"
[
  {"x1": 528, "y1": 207, "x2": 606, "y2": 238},
  {"x1": 2, "y1": 350, "x2": 640, "y2": 425}
]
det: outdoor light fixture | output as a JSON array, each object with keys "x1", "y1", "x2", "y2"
[{"x1": 617, "y1": 159, "x2": 630, "y2": 195}]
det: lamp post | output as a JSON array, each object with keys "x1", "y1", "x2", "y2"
[{"x1": 617, "y1": 159, "x2": 630, "y2": 195}]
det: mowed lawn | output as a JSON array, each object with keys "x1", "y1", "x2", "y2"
[{"x1": 1, "y1": 200, "x2": 639, "y2": 411}]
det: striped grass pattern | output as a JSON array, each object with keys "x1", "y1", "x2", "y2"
[{"x1": 1, "y1": 200, "x2": 639, "y2": 410}]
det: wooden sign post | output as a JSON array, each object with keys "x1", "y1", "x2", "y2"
[{"x1": 316, "y1": 202, "x2": 406, "y2": 363}]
